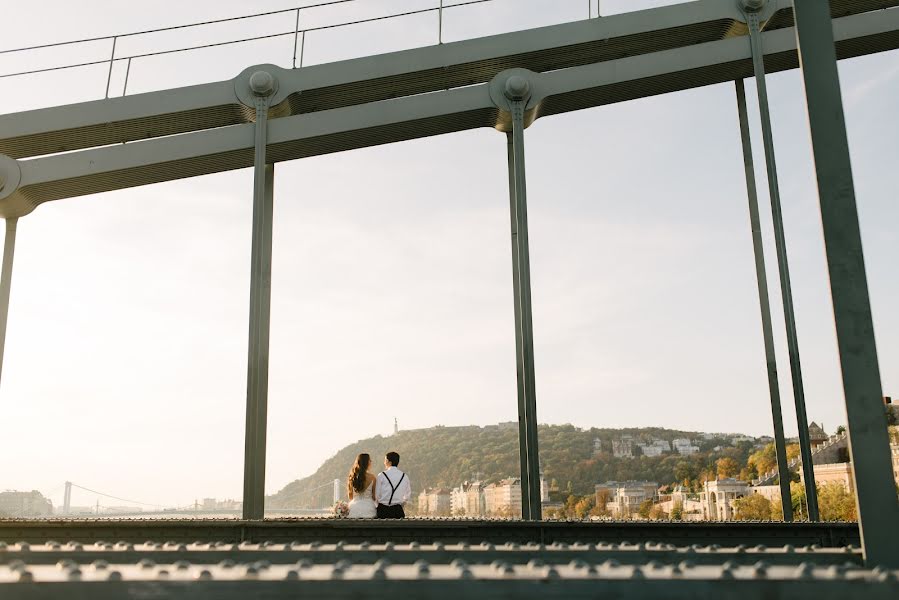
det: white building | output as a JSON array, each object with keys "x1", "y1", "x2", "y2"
[
  {"x1": 595, "y1": 481, "x2": 658, "y2": 516},
  {"x1": 483, "y1": 478, "x2": 522, "y2": 517},
  {"x1": 672, "y1": 438, "x2": 700, "y2": 455},
  {"x1": 451, "y1": 481, "x2": 485, "y2": 517},
  {"x1": 701, "y1": 479, "x2": 750, "y2": 521},
  {"x1": 0, "y1": 491, "x2": 52, "y2": 517},
  {"x1": 418, "y1": 488, "x2": 452, "y2": 516},
  {"x1": 637, "y1": 439, "x2": 671, "y2": 457}
]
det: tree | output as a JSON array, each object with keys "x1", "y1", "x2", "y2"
[
  {"x1": 747, "y1": 443, "x2": 777, "y2": 478},
  {"x1": 817, "y1": 483, "x2": 857, "y2": 522},
  {"x1": 732, "y1": 494, "x2": 774, "y2": 520},
  {"x1": 786, "y1": 444, "x2": 801, "y2": 462},
  {"x1": 638, "y1": 499, "x2": 653, "y2": 519},
  {"x1": 670, "y1": 501, "x2": 684, "y2": 521},
  {"x1": 790, "y1": 481, "x2": 808, "y2": 521},
  {"x1": 835, "y1": 425, "x2": 846, "y2": 435},
  {"x1": 716, "y1": 457, "x2": 740, "y2": 479},
  {"x1": 649, "y1": 504, "x2": 666, "y2": 520},
  {"x1": 574, "y1": 495, "x2": 595, "y2": 519},
  {"x1": 674, "y1": 461, "x2": 696, "y2": 485}
]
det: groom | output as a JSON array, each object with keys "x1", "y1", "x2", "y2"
[{"x1": 375, "y1": 451, "x2": 411, "y2": 519}]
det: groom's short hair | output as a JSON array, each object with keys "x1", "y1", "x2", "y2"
[{"x1": 386, "y1": 451, "x2": 400, "y2": 467}]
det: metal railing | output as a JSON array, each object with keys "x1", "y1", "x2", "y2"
[{"x1": 0, "y1": 0, "x2": 607, "y2": 100}]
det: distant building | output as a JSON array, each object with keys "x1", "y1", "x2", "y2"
[
  {"x1": 418, "y1": 488, "x2": 452, "y2": 516},
  {"x1": 808, "y1": 422, "x2": 828, "y2": 449},
  {"x1": 611, "y1": 436, "x2": 634, "y2": 458},
  {"x1": 0, "y1": 490, "x2": 52, "y2": 517},
  {"x1": 730, "y1": 435, "x2": 754, "y2": 446},
  {"x1": 451, "y1": 481, "x2": 485, "y2": 517},
  {"x1": 595, "y1": 481, "x2": 658, "y2": 516},
  {"x1": 800, "y1": 462, "x2": 854, "y2": 491},
  {"x1": 483, "y1": 478, "x2": 522, "y2": 517},
  {"x1": 593, "y1": 438, "x2": 604, "y2": 455},
  {"x1": 701, "y1": 479, "x2": 749, "y2": 521},
  {"x1": 672, "y1": 438, "x2": 699, "y2": 456},
  {"x1": 640, "y1": 445, "x2": 663, "y2": 458},
  {"x1": 637, "y1": 439, "x2": 671, "y2": 457}
]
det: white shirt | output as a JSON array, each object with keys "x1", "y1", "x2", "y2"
[{"x1": 376, "y1": 467, "x2": 411, "y2": 506}]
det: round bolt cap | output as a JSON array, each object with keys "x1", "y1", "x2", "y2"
[
  {"x1": 740, "y1": 0, "x2": 766, "y2": 11},
  {"x1": 504, "y1": 75, "x2": 530, "y2": 100},
  {"x1": 249, "y1": 71, "x2": 275, "y2": 96}
]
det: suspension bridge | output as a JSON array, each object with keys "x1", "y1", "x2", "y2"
[{"x1": 1, "y1": 0, "x2": 899, "y2": 594}]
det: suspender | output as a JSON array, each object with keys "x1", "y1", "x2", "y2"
[{"x1": 380, "y1": 472, "x2": 406, "y2": 505}]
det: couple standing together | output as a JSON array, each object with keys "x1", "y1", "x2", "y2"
[{"x1": 347, "y1": 451, "x2": 411, "y2": 518}]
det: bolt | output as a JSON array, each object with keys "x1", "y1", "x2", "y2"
[
  {"x1": 504, "y1": 75, "x2": 530, "y2": 101},
  {"x1": 196, "y1": 570, "x2": 213, "y2": 581},
  {"x1": 284, "y1": 570, "x2": 300, "y2": 580},
  {"x1": 57, "y1": 559, "x2": 78, "y2": 571},
  {"x1": 107, "y1": 571, "x2": 123, "y2": 581},
  {"x1": 528, "y1": 559, "x2": 546, "y2": 569},
  {"x1": 92, "y1": 560, "x2": 110, "y2": 571},
  {"x1": 249, "y1": 71, "x2": 275, "y2": 96},
  {"x1": 295, "y1": 559, "x2": 312, "y2": 569},
  {"x1": 138, "y1": 559, "x2": 156, "y2": 569},
  {"x1": 739, "y1": 0, "x2": 766, "y2": 12},
  {"x1": 17, "y1": 571, "x2": 34, "y2": 583}
]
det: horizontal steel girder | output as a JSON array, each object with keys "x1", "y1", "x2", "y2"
[
  {"x1": 1, "y1": 0, "x2": 894, "y2": 161},
  {"x1": 1, "y1": 5, "x2": 898, "y2": 217}
]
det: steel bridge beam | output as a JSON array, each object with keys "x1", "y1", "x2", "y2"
[
  {"x1": 2, "y1": 8, "x2": 898, "y2": 218},
  {"x1": 1, "y1": 1, "x2": 897, "y2": 161},
  {"x1": 792, "y1": 0, "x2": 899, "y2": 568}
]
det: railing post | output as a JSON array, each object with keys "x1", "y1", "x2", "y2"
[
  {"x1": 105, "y1": 36, "x2": 118, "y2": 99},
  {"x1": 741, "y1": 0, "x2": 818, "y2": 520},
  {"x1": 242, "y1": 70, "x2": 277, "y2": 521},
  {"x1": 793, "y1": 0, "x2": 899, "y2": 567},
  {"x1": 292, "y1": 9, "x2": 301, "y2": 69},
  {"x1": 122, "y1": 57, "x2": 132, "y2": 97},
  {"x1": 734, "y1": 78, "x2": 793, "y2": 521},
  {"x1": 438, "y1": 0, "x2": 444, "y2": 44}
]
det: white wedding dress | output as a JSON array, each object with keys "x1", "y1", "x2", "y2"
[{"x1": 347, "y1": 480, "x2": 377, "y2": 518}]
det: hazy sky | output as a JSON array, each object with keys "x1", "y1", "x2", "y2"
[{"x1": 1, "y1": 0, "x2": 897, "y2": 510}]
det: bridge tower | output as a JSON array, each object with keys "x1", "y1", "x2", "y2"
[{"x1": 62, "y1": 481, "x2": 72, "y2": 515}]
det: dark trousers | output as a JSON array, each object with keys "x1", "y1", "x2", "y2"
[{"x1": 376, "y1": 503, "x2": 405, "y2": 519}]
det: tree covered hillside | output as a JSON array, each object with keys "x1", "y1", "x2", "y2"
[{"x1": 268, "y1": 424, "x2": 756, "y2": 509}]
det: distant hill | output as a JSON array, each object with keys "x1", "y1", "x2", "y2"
[{"x1": 268, "y1": 424, "x2": 757, "y2": 509}]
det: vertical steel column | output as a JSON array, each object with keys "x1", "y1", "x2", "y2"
[
  {"x1": 243, "y1": 71, "x2": 276, "y2": 521},
  {"x1": 734, "y1": 79, "x2": 792, "y2": 521},
  {"x1": 505, "y1": 76, "x2": 541, "y2": 520},
  {"x1": 793, "y1": 0, "x2": 899, "y2": 567},
  {"x1": 507, "y1": 132, "x2": 532, "y2": 521},
  {"x1": 0, "y1": 218, "x2": 18, "y2": 387},
  {"x1": 744, "y1": 3, "x2": 818, "y2": 520}
]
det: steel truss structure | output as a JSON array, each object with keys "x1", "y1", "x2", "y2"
[{"x1": 1, "y1": 0, "x2": 898, "y2": 568}]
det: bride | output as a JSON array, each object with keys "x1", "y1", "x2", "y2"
[{"x1": 347, "y1": 453, "x2": 378, "y2": 518}]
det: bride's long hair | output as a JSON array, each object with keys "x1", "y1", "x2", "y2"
[{"x1": 347, "y1": 453, "x2": 371, "y2": 497}]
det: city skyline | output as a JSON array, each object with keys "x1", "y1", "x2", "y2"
[{"x1": 2, "y1": 0, "x2": 898, "y2": 509}]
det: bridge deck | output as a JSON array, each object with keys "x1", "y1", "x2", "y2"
[{"x1": 0, "y1": 518, "x2": 861, "y2": 547}]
